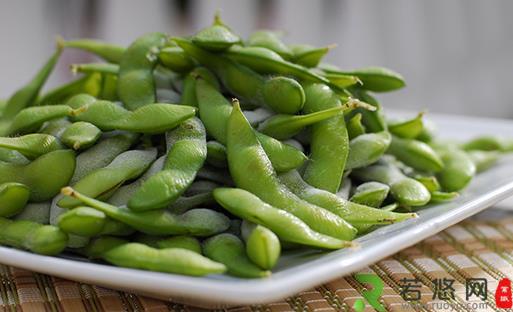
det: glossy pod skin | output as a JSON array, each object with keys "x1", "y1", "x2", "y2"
[
  {"x1": 203, "y1": 233, "x2": 270, "y2": 278},
  {"x1": 58, "y1": 149, "x2": 157, "y2": 208},
  {"x1": 85, "y1": 238, "x2": 226, "y2": 276},
  {"x1": 278, "y1": 170, "x2": 416, "y2": 226},
  {"x1": 226, "y1": 101, "x2": 356, "y2": 240},
  {"x1": 191, "y1": 14, "x2": 240, "y2": 51},
  {"x1": 57, "y1": 207, "x2": 134, "y2": 237},
  {"x1": 0, "y1": 217, "x2": 68, "y2": 255},
  {"x1": 0, "y1": 150, "x2": 75, "y2": 202},
  {"x1": 61, "y1": 187, "x2": 230, "y2": 236},
  {"x1": 345, "y1": 131, "x2": 391, "y2": 170},
  {"x1": 68, "y1": 94, "x2": 196, "y2": 134},
  {"x1": 158, "y1": 47, "x2": 195, "y2": 73},
  {"x1": 350, "y1": 182, "x2": 390, "y2": 208},
  {"x1": 0, "y1": 147, "x2": 30, "y2": 165},
  {"x1": 387, "y1": 136, "x2": 444, "y2": 173},
  {"x1": 261, "y1": 76, "x2": 305, "y2": 114},
  {"x1": 213, "y1": 188, "x2": 351, "y2": 249},
  {"x1": 0, "y1": 183, "x2": 30, "y2": 217},
  {"x1": 118, "y1": 33, "x2": 167, "y2": 110},
  {"x1": 0, "y1": 134, "x2": 63, "y2": 159},
  {"x1": 196, "y1": 78, "x2": 307, "y2": 172},
  {"x1": 64, "y1": 39, "x2": 125, "y2": 63},
  {"x1": 435, "y1": 146, "x2": 476, "y2": 192},
  {"x1": 289, "y1": 44, "x2": 332, "y2": 68},
  {"x1": 128, "y1": 117, "x2": 207, "y2": 211},
  {"x1": 7, "y1": 105, "x2": 78, "y2": 135},
  {"x1": 352, "y1": 160, "x2": 431, "y2": 207},
  {"x1": 179, "y1": 67, "x2": 219, "y2": 107},
  {"x1": 347, "y1": 113, "x2": 365, "y2": 140},
  {"x1": 60, "y1": 122, "x2": 102, "y2": 150},
  {"x1": 388, "y1": 112, "x2": 424, "y2": 139},
  {"x1": 247, "y1": 30, "x2": 292, "y2": 59},
  {"x1": 302, "y1": 83, "x2": 349, "y2": 192},
  {"x1": 241, "y1": 221, "x2": 281, "y2": 270},
  {"x1": 462, "y1": 136, "x2": 513, "y2": 152},
  {"x1": 0, "y1": 44, "x2": 62, "y2": 136},
  {"x1": 322, "y1": 66, "x2": 405, "y2": 92}
]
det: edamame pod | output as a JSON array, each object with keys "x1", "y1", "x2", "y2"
[
  {"x1": 435, "y1": 147, "x2": 476, "y2": 192},
  {"x1": 350, "y1": 182, "x2": 390, "y2": 208},
  {"x1": 241, "y1": 221, "x2": 281, "y2": 270},
  {"x1": 0, "y1": 134, "x2": 63, "y2": 159},
  {"x1": 64, "y1": 39, "x2": 125, "y2": 63},
  {"x1": 346, "y1": 131, "x2": 392, "y2": 170},
  {"x1": 8, "y1": 105, "x2": 78, "y2": 135},
  {"x1": 137, "y1": 235, "x2": 202, "y2": 253},
  {"x1": 0, "y1": 183, "x2": 30, "y2": 217},
  {"x1": 206, "y1": 141, "x2": 227, "y2": 168},
  {"x1": 289, "y1": 44, "x2": 332, "y2": 68},
  {"x1": 40, "y1": 118, "x2": 72, "y2": 138},
  {"x1": 60, "y1": 121, "x2": 102, "y2": 150},
  {"x1": 192, "y1": 14, "x2": 240, "y2": 51},
  {"x1": 61, "y1": 187, "x2": 230, "y2": 236},
  {"x1": 389, "y1": 112, "x2": 424, "y2": 139},
  {"x1": 0, "y1": 150, "x2": 75, "y2": 201},
  {"x1": 323, "y1": 66, "x2": 405, "y2": 92},
  {"x1": 0, "y1": 218, "x2": 68, "y2": 255},
  {"x1": 196, "y1": 78, "x2": 307, "y2": 172},
  {"x1": 248, "y1": 30, "x2": 292, "y2": 59},
  {"x1": 278, "y1": 170, "x2": 416, "y2": 225},
  {"x1": 462, "y1": 136, "x2": 513, "y2": 152},
  {"x1": 57, "y1": 207, "x2": 133, "y2": 237},
  {"x1": 158, "y1": 46, "x2": 195, "y2": 73},
  {"x1": 467, "y1": 150, "x2": 500, "y2": 173},
  {"x1": 180, "y1": 67, "x2": 219, "y2": 107},
  {"x1": 261, "y1": 76, "x2": 305, "y2": 114},
  {"x1": 302, "y1": 83, "x2": 349, "y2": 192},
  {"x1": 387, "y1": 136, "x2": 444, "y2": 173},
  {"x1": 58, "y1": 149, "x2": 157, "y2": 208},
  {"x1": 352, "y1": 161, "x2": 431, "y2": 207},
  {"x1": 128, "y1": 117, "x2": 207, "y2": 211},
  {"x1": 0, "y1": 43, "x2": 62, "y2": 135},
  {"x1": 257, "y1": 105, "x2": 346, "y2": 140},
  {"x1": 227, "y1": 101, "x2": 356, "y2": 240},
  {"x1": 118, "y1": 33, "x2": 167, "y2": 110},
  {"x1": 38, "y1": 73, "x2": 103, "y2": 106},
  {"x1": 0, "y1": 147, "x2": 29, "y2": 165},
  {"x1": 203, "y1": 233, "x2": 270, "y2": 278},
  {"x1": 349, "y1": 88, "x2": 387, "y2": 132},
  {"x1": 69, "y1": 96, "x2": 196, "y2": 134},
  {"x1": 213, "y1": 188, "x2": 351, "y2": 249},
  {"x1": 347, "y1": 113, "x2": 365, "y2": 139}
]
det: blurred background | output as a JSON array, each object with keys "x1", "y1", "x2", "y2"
[{"x1": 1, "y1": 0, "x2": 513, "y2": 117}]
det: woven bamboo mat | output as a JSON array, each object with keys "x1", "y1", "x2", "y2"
[{"x1": 3, "y1": 215, "x2": 513, "y2": 311}]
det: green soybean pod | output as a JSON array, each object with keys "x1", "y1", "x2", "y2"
[
  {"x1": 128, "y1": 117, "x2": 207, "y2": 211},
  {"x1": 248, "y1": 30, "x2": 292, "y2": 59},
  {"x1": 352, "y1": 161, "x2": 431, "y2": 207},
  {"x1": 0, "y1": 134, "x2": 63, "y2": 159},
  {"x1": 40, "y1": 118, "x2": 72, "y2": 138},
  {"x1": 345, "y1": 131, "x2": 392, "y2": 170},
  {"x1": 206, "y1": 141, "x2": 227, "y2": 168},
  {"x1": 0, "y1": 43, "x2": 63, "y2": 135},
  {"x1": 462, "y1": 136, "x2": 513, "y2": 152},
  {"x1": 257, "y1": 105, "x2": 345, "y2": 140},
  {"x1": 0, "y1": 147, "x2": 29, "y2": 165},
  {"x1": 430, "y1": 191, "x2": 459, "y2": 203},
  {"x1": 0, "y1": 150, "x2": 75, "y2": 202},
  {"x1": 158, "y1": 47, "x2": 195, "y2": 73},
  {"x1": 192, "y1": 14, "x2": 240, "y2": 51},
  {"x1": 213, "y1": 188, "x2": 352, "y2": 249},
  {"x1": 324, "y1": 73, "x2": 362, "y2": 89},
  {"x1": 8, "y1": 105, "x2": 76, "y2": 135},
  {"x1": 435, "y1": 147, "x2": 476, "y2": 192},
  {"x1": 61, "y1": 187, "x2": 230, "y2": 236},
  {"x1": 261, "y1": 76, "x2": 305, "y2": 114},
  {"x1": 278, "y1": 170, "x2": 416, "y2": 226},
  {"x1": 227, "y1": 101, "x2": 356, "y2": 240},
  {"x1": 0, "y1": 217, "x2": 68, "y2": 255},
  {"x1": 467, "y1": 150, "x2": 500, "y2": 173},
  {"x1": 323, "y1": 66, "x2": 405, "y2": 92},
  {"x1": 118, "y1": 32, "x2": 167, "y2": 111},
  {"x1": 302, "y1": 83, "x2": 349, "y2": 193},
  {"x1": 241, "y1": 221, "x2": 281, "y2": 270},
  {"x1": 180, "y1": 67, "x2": 219, "y2": 107},
  {"x1": 347, "y1": 113, "x2": 366, "y2": 140},
  {"x1": 57, "y1": 207, "x2": 107, "y2": 237},
  {"x1": 104, "y1": 243, "x2": 227, "y2": 276},
  {"x1": 58, "y1": 149, "x2": 157, "y2": 208},
  {"x1": 203, "y1": 233, "x2": 270, "y2": 278},
  {"x1": 60, "y1": 122, "x2": 102, "y2": 150},
  {"x1": 0, "y1": 183, "x2": 30, "y2": 217},
  {"x1": 64, "y1": 39, "x2": 125, "y2": 63},
  {"x1": 350, "y1": 182, "x2": 390, "y2": 208},
  {"x1": 289, "y1": 44, "x2": 333, "y2": 68},
  {"x1": 388, "y1": 136, "x2": 444, "y2": 173},
  {"x1": 196, "y1": 78, "x2": 307, "y2": 172},
  {"x1": 388, "y1": 112, "x2": 424, "y2": 139},
  {"x1": 349, "y1": 88, "x2": 387, "y2": 133},
  {"x1": 38, "y1": 73, "x2": 103, "y2": 106}
]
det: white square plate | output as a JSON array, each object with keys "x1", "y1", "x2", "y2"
[{"x1": 1, "y1": 111, "x2": 513, "y2": 307}]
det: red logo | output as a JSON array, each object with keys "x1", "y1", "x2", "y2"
[{"x1": 495, "y1": 278, "x2": 512, "y2": 308}]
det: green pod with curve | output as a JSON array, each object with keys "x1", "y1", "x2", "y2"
[
  {"x1": 118, "y1": 32, "x2": 167, "y2": 110},
  {"x1": 158, "y1": 46, "x2": 195, "y2": 73},
  {"x1": 203, "y1": 233, "x2": 270, "y2": 278},
  {"x1": 261, "y1": 76, "x2": 305, "y2": 114},
  {"x1": 64, "y1": 39, "x2": 125, "y2": 63},
  {"x1": 0, "y1": 147, "x2": 29, "y2": 165},
  {"x1": 241, "y1": 220, "x2": 281, "y2": 270},
  {"x1": 61, "y1": 187, "x2": 230, "y2": 237},
  {"x1": 462, "y1": 136, "x2": 513, "y2": 152},
  {"x1": 128, "y1": 117, "x2": 207, "y2": 211},
  {"x1": 435, "y1": 146, "x2": 476, "y2": 192},
  {"x1": 322, "y1": 66, "x2": 405, "y2": 92},
  {"x1": 347, "y1": 113, "x2": 366, "y2": 140},
  {"x1": 248, "y1": 30, "x2": 292, "y2": 59},
  {"x1": 206, "y1": 141, "x2": 227, "y2": 168},
  {"x1": 302, "y1": 83, "x2": 349, "y2": 193},
  {"x1": 180, "y1": 67, "x2": 219, "y2": 107},
  {"x1": 226, "y1": 100, "x2": 356, "y2": 240},
  {"x1": 352, "y1": 161, "x2": 431, "y2": 207},
  {"x1": 349, "y1": 182, "x2": 390, "y2": 208},
  {"x1": 0, "y1": 217, "x2": 68, "y2": 255},
  {"x1": 192, "y1": 14, "x2": 240, "y2": 51},
  {"x1": 0, "y1": 183, "x2": 30, "y2": 217},
  {"x1": 0, "y1": 150, "x2": 75, "y2": 202},
  {"x1": 60, "y1": 122, "x2": 102, "y2": 151},
  {"x1": 289, "y1": 44, "x2": 332, "y2": 68},
  {"x1": 57, "y1": 206, "x2": 133, "y2": 237},
  {"x1": 0, "y1": 134, "x2": 63, "y2": 159},
  {"x1": 387, "y1": 136, "x2": 444, "y2": 173},
  {"x1": 388, "y1": 112, "x2": 425, "y2": 139},
  {"x1": 8, "y1": 105, "x2": 78, "y2": 135},
  {"x1": 58, "y1": 149, "x2": 157, "y2": 208},
  {"x1": 349, "y1": 88, "x2": 387, "y2": 133},
  {"x1": 213, "y1": 187, "x2": 352, "y2": 249}
]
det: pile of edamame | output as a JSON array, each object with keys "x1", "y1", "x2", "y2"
[{"x1": 0, "y1": 14, "x2": 510, "y2": 278}]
